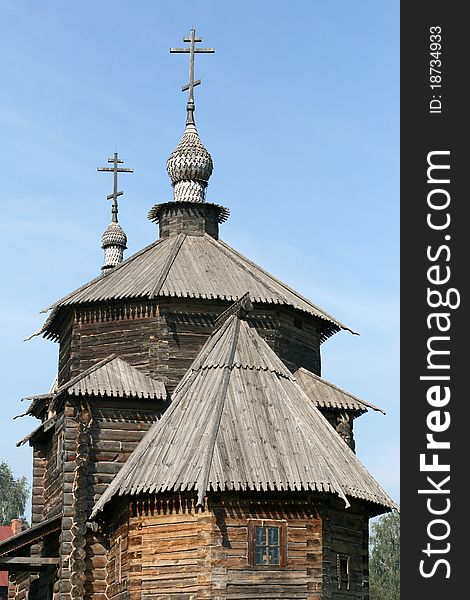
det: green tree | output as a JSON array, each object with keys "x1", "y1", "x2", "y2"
[
  {"x1": 0, "y1": 461, "x2": 29, "y2": 525},
  {"x1": 369, "y1": 510, "x2": 400, "y2": 600}
]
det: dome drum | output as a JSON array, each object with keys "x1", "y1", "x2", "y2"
[{"x1": 149, "y1": 201, "x2": 228, "y2": 239}]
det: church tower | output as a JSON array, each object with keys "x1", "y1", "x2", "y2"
[{"x1": 0, "y1": 29, "x2": 395, "y2": 600}]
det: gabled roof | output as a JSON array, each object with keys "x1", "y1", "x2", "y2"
[
  {"x1": 295, "y1": 367, "x2": 385, "y2": 414},
  {"x1": 38, "y1": 233, "x2": 355, "y2": 342},
  {"x1": 92, "y1": 316, "x2": 395, "y2": 518}
]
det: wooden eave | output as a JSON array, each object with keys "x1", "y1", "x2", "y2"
[
  {"x1": 18, "y1": 354, "x2": 168, "y2": 416},
  {"x1": 0, "y1": 515, "x2": 61, "y2": 558},
  {"x1": 147, "y1": 200, "x2": 230, "y2": 223},
  {"x1": 33, "y1": 233, "x2": 356, "y2": 342},
  {"x1": 92, "y1": 315, "x2": 395, "y2": 518},
  {"x1": 21, "y1": 394, "x2": 53, "y2": 420},
  {"x1": 294, "y1": 367, "x2": 385, "y2": 415},
  {"x1": 16, "y1": 416, "x2": 56, "y2": 447}
]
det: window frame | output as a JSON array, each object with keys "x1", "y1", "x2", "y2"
[
  {"x1": 336, "y1": 553, "x2": 351, "y2": 590},
  {"x1": 56, "y1": 430, "x2": 64, "y2": 472},
  {"x1": 247, "y1": 519, "x2": 287, "y2": 568},
  {"x1": 114, "y1": 535, "x2": 122, "y2": 588}
]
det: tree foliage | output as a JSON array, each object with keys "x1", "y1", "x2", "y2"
[
  {"x1": 369, "y1": 510, "x2": 400, "y2": 600},
  {"x1": 0, "y1": 461, "x2": 29, "y2": 525}
]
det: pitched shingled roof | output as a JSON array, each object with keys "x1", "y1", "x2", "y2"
[
  {"x1": 21, "y1": 355, "x2": 165, "y2": 420},
  {"x1": 294, "y1": 367, "x2": 385, "y2": 414},
  {"x1": 92, "y1": 316, "x2": 395, "y2": 518},
  {"x1": 38, "y1": 233, "x2": 355, "y2": 342},
  {"x1": 60, "y1": 354, "x2": 166, "y2": 400},
  {"x1": 16, "y1": 355, "x2": 167, "y2": 447}
]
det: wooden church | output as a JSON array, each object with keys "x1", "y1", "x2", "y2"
[{"x1": 0, "y1": 30, "x2": 395, "y2": 600}]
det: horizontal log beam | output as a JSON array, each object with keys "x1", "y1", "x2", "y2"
[{"x1": 0, "y1": 556, "x2": 59, "y2": 571}]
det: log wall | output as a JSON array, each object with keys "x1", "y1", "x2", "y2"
[
  {"x1": 57, "y1": 398, "x2": 164, "y2": 600},
  {"x1": 322, "y1": 500, "x2": 369, "y2": 600},
  {"x1": 32, "y1": 412, "x2": 67, "y2": 523},
  {"x1": 7, "y1": 573, "x2": 29, "y2": 600},
  {"x1": 31, "y1": 445, "x2": 47, "y2": 525},
  {"x1": 107, "y1": 493, "x2": 327, "y2": 600},
  {"x1": 57, "y1": 311, "x2": 75, "y2": 386},
  {"x1": 60, "y1": 299, "x2": 322, "y2": 393}
]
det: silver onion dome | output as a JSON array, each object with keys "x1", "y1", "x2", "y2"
[
  {"x1": 101, "y1": 221, "x2": 128, "y2": 248},
  {"x1": 166, "y1": 123, "x2": 213, "y2": 202},
  {"x1": 101, "y1": 222, "x2": 127, "y2": 271}
]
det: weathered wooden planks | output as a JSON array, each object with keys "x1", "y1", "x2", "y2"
[
  {"x1": 58, "y1": 298, "x2": 323, "y2": 396},
  {"x1": 102, "y1": 493, "x2": 329, "y2": 599}
]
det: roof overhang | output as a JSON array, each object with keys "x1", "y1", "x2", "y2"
[{"x1": 0, "y1": 514, "x2": 61, "y2": 560}]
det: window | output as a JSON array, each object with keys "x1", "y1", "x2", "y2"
[
  {"x1": 248, "y1": 520, "x2": 287, "y2": 567},
  {"x1": 114, "y1": 536, "x2": 122, "y2": 586},
  {"x1": 56, "y1": 431, "x2": 64, "y2": 471},
  {"x1": 337, "y1": 553, "x2": 350, "y2": 590}
]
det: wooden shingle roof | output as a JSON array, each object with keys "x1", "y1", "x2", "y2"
[
  {"x1": 57, "y1": 354, "x2": 167, "y2": 401},
  {"x1": 39, "y1": 233, "x2": 355, "y2": 342},
  {"x1": 16, "y1": 356, "x2": 166, "y2": 447},
  {"x1": 295, "y1": 367, "x2": 385, "y2": 414},
  {"x1": 20, "y1": 355, "x2": 166, "y2": 423},
  {"x1": 92, "y1": 316, "x2": 395, "y2": 518},
  {"x1": 64, "y1": 355, "x2": 166, "y2": 400}
]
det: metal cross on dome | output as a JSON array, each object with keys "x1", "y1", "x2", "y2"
[
  {"x1": 170, "y1": 29, "x2": 215, "y2": 124},
  {"x1": 97, "y1": 152, "x2": 134, "y2": 223}
]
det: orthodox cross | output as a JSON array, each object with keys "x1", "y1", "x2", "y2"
[
  {"x1": 170, "y1": 29, "x2": 215, "y2": 124},
  {"x1": 97, "y1": 152, "x2": 134, "y2": 222}
]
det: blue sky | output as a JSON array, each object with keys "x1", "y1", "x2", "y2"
[{"x1": 0, "y1": 0, "x2": 399, "y2": 514}]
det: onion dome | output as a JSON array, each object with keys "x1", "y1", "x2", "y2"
[
  {"x1": 101, "y1": 221, "x2": 127, "y2": 271},
  {"x1": 101, "y1": 221, "x2": 127, "y2": 248},
  {"x1": 166, "y1": 123, "x2": 213, "y2": 203}
]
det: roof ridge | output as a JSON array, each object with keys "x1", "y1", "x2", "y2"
[
  {"x1": 242, "y1": 318, "x2": 294, "y2": 380},
  {"x1": 204, "y1": 235, "x2": 296, "y2": 309},
  {"x1": 92, "y1": 322, "x2": 238, "y2": 507},
  {"x1": 149, "y1": 233, "x2": 186, "y2": 299},
  {"x1": 211, "y1": 235, "x2": 356, "y2": 334},
  {"x1": 195, "y1": 317, "x2": 240, "y2": 506},
  {"x1": 296, "y1": 367, "x2": 385, "y2": 414},
  {"x1": 189, "y1": 317, "x2": 294, "y2": 380},
  {"x1": 188, "y1": 315, "x2": 237, "y2": 374}
]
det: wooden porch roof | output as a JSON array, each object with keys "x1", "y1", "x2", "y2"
[{"x1": 0, "y1": 515, "x2": 61, "y2": 559}]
